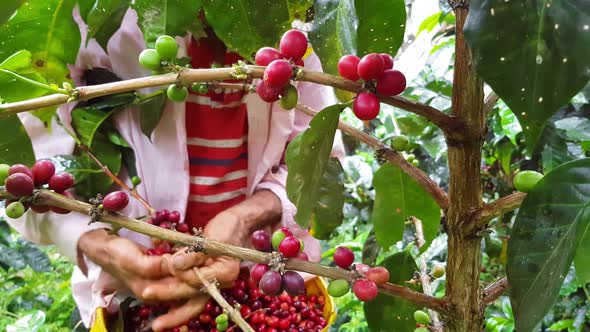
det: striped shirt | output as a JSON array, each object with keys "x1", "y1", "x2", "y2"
[{"x1": 185, "y1": 33, "x2": 248, "y2": 229}]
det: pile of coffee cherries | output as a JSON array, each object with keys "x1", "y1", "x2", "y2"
[
  {"x1": 337, "y1": 53, "x2": 407, "y2": 121},
  {"x1": 126, "y1": 267, "x2": 328, "y2": 332},
  {"x1": 1, "y1": 160, "x2": 76, "y2": 217},
  {"x1": 254, "y1": 29, "x2": 307, "y2": 109}
]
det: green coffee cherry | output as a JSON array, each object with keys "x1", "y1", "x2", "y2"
[
  {"x1": 271, "y1": 229, "x2": 287, "y2": 249},
  {"x1": 167, "y1": 85, "x2": 188, "y2": 102},
  {"x1": 279, "y1": 84, "x2": 298, "y2": 110},
  {"x1": 131, "y1": 176, "x2": 142, "y2": 187},
  {"x1": 327, "y1": 279, "x2": 350, "y2": 297},
  {"x1": 215, "y1": 313, "x2": 228, "y2": 325},
  {"x1": 139, "y1": 49, "x2": 161, "y2": 71},
  {"x1": 432, "y1": 265, "x2": 445, "y2": 279},
  {"x1": 217, "y1": 321, "x2": 228, "y2": 331},
  {"x1": 6, "y1": 201, "x2": 26, "y2": 218},
  {"x1": 406, "y1": 154, "x2": 416, "y2": 162},
  {"x1": 513, "y1": 170, "x2": 544, "y2": 193},
  {"x1": 414, "y1": 310, "x2": 431, "y2": 325},
  {"x1": 391, "y1": 135, "x2": 410, "y2": 152},
  {"x1": 414, "y1": 328, "x2": 429, "y2": 332},
  {"x1": 191, "y1": 83, "x2": 209, "y2": 94},
  {"x1": 411, "y1": 159, "x2": 420, "y2": 167},
  {"x1": 155, "y1": 35, "x2": 178, "y2": 60},
  {"x1": 0, "y1": 164, "x2": 10, "y2": 185}
]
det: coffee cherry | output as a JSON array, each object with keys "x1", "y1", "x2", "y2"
[
  {"x1": 352, "y1": 279, "x2": 378, "y2": 302},
  {"x1": 6, "y1": 201, "x2": 26, "y2": 219},
  {"x1": 155, "y1": 35, "x2": 178, "y2": 60},
  {"x1": 391, "y1": 135, "x2": 410, "y2": 152},
  {"x1": 167, "y1": 85, "x2": 188, "y2": 102},
  {"x1": 271, "y1": 228, "x2": 288, "y2": 249},
  {"x1": 131, "y1": 176, "x2": 142, "y2": 187},
  {"x1": 293, "y1": 58, "x2": 304, "y2": 67},
  {"x1": 259, "y1": 270, "x2": 283, "y2": 295},
  {"x1": 31, "y1": 159, "x2": 55, "y2": 186},
  {"x1": 365, "y1": 267, "x2": 390, "y2": 285},
  {"x1": 215, "y1": 313, "x2": 228, "y2": 325},
  {"x1": 191, "y1": 83, "x2": 209, "y2": 94},
  {"x1": 279, "y1": 30, "x2": 307, "y2": 60},
  {"x1": 5, "y1": 173, "x2": 34, "y2": 197},
  {"x1": 327, "y1": 279, "x2": 350, "y2": 297},
  {"x1": 376, "y1": 69, "x2": 406, "y2": 96},
  {"x1": 298, "y1": 239, "x2": 305, "y2": 252},
  {"x1": 282, "y1": 270, "x2": 305, "y2": 296},
  {"x1": 168, "y1": 210, "x2": 181, "y2": 223},
  {"x1": 353, "y1": 92, "x2": 380, "y2": 120},
  {"x1": 0, "y1": 164, "x2": 9, "y2": 185},
  {"x1": 333, "y1": 246, "x2": 355, "y2": 269},
  {"x1": 279, "y1": 84, "x2": 298, "y2": 110},
  {"x1": 356, "y1": 263, "x2": 370, "y2": 274},
  {"x1": 379, "y1": 53, "x2": 394, "y2": 70},
  {"x1": 338, "y1": 55, "x2": 361, "y2": 81},
  {"x1": 414, "y1": 310, "x2": 431, "y2": 324},
  {"x1": 255, "y1": 47, "x2": 282, "y2": 66},
  {"x1": 295, "y1": 252, "x2": 309, "y2": 261},
  {"x1": 31, "y1": 204, "x2": 50, "y2": 213},
  {"x1": 263, "y1": 59, "x2": 292, "y2": 88},
  {"x1": 412, "y1": 159, "x2": 420, "y2": 167},
  {"x1": 102, "y1": 191, "x2": 129, "y2": 212},
  {"x1": 139, "y1": 49, "x2": 161, "y2": 70},
  {"x1": 432, "y1": 265, "x2": 445, "y2": 279},
  {"x1": 256, "y1": 80, "x2": 282, "y2": 102},
  {"x1": 279, "y1": 236, "x2": 301, "y2": 257},
  {"x1": 51, "y1": 191, "x2": 73, "y2": 214},
  {"x1": 48, "y1": 172, "x2": 75, "y2": 193},
  {"x1": 280, "y1": 227, "x2": 293, "y2": 237},
  {"x1": 251, "y1": 230, "x2": 272, "y2": 252},
  {"x1": 414, "y1": 328, "x2": 429, "y2": 332},
  {"x1": 250, "y1": 263, "x2": 270, "y2": 283},
  {"x1": 357, "y1": 53, "x2": 385, "y2": 80},
  {"x1": 9, "y1": 164, "x2": 34, "y2": 179},
  {"x1": 406, "y1": 154, "x2": 416, "y2": 162},
  {"x1": 513, "y1": 170, "x2": 544, "y2": 193},
  {"x1": 176, "y1": 223, "x2": 190, "y2": 233}
]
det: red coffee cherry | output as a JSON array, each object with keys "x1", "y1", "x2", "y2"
[
  {"x1": 255, "y1": 47, "x2": 282, "y2": 66},
  {"x1": 357, "y1": 53, "x2": 385, "y2": 80},
  {"x1": 353, "y1": 92, "x2": 380, "y2": 120},
  {"x1": 338, "y1": 55, "x2": 361, "y2": 81},
  {"x1": 376, "y1": 69, "x2": 406, "y2": 96},
  {"x1": 279, "y1": 30, "x2": 308, "y2": 60}
]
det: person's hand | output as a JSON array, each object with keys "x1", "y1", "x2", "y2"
[{"x1": 77, "y1": 229, "x2": 200, "y2": 302}]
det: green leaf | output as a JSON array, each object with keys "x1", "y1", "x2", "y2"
[
  {"x1": 72, "y1": 134, "x2": 122, "y2": 198},
  {"x1": 133, "y1": 0, "x2": 203, "y2": 47},
  {"x1": 19, "y1": 241, "x2": 52, "y2": 272},
  {"x1": 138, "y1": 91, "x2": 167, "y2": 139},
  {"x1": 355, "y1": 0, "x2": 406, "y2": 55},
  {"x1": 309, "y1": 157, "x2": 345, "y2": 239},
  {"x1": 71, "y1": 108, "x2": 114, "y2": 147},
  {"x1": 309, "y1": 0, "x2": 406, "y2": 75},
  {"x1": 464, "y1": 0, "x2": 590, "y2": 148},
  {"x1": 0, "y1": 51, "x2": 51, "y2": 104},
  {"x1": 203, "y1": 0, "x2": 310, "y2": 59},
  {"x1": 286, "y1": 103, "x2": 344, "y2": 229},
  {"x1": 372, "y1": 163, "x2": 441, "y2": 252},
  {"x1": 0, "y1": 0, "x2": 80, "y2": 85},
  {"x1": 554, "y1": 117, "x2": 590, "y2": 142},
  {"x1": 0, "y1": 244, "x2": 26, "y2": 270},
  {"x1": 6, "y1": 311, "x2": 46, "y2": 332},
  {"x1": 364, "y1": 251, "x2": 422, "y2": 331},
  {"x1": 539, "y1": 123, "x2": 574, "y2": 173},
  {"x1": 85, "y1": 0, "x2": 131, "y2": 49},
  {"x1": 361, "y1": 228, "x2": 381, "y2": 265},
  {"x1": 0, "y1": 116, "x2": 35, "y2": 165},
  {"x1": 0, "y1": 0, "x2": 24, "y2": 26},
  {"x1": 548, "y1": 319, "x2": 574, "y2": 331},
  {"x1": 507, "y1": 158, "x2": 590, "y2": 332}
]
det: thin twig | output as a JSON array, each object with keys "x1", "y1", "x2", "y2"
[
  {"x1": 412, "y1": 217, "x2": 443, "y2": 332},
  {"x1": 482, "y1": 276, "x2": 508, "y2": 305},
  {"x1": 191, "y1": 267, "x2": 255, "y2": 332},
  {"x1": 0, "y1": 188, "x2": 451, "y2": 314},
  {"x1": 0, "y1": 66, "x2": 456, "y2": 133},
  {"x1": 78, "y1": 145, "x2": 156, "y2": 215},
  {"x1": 483, "y1": 92, "x2": 499, "y2": 115},
  {"x1": 295, "y1": 104, "x2": 450, "y2": 210},
  {"x1": 467, "y1": 192, "x2": 526, "y2": 234}
]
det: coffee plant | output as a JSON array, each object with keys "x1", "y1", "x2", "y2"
[{"x1": 2, "y1": 0, "x2": 590, "y2": 331}]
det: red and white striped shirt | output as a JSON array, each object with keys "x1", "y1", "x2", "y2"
[{"x1": 185, "y1": 34, "x2": 248, "y2": 229}]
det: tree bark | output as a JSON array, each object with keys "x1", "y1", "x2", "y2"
[{"x1": 444, "y1": 3, "x2": 486, "y2": 331}]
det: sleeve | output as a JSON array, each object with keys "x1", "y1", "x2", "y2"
[{"x1": 254, "y1": 50, "x2": 345, "y2": 263}]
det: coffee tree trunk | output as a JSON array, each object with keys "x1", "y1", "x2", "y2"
[{"x1": 445, "y1": 3, "x2": 486, "y2": 331}]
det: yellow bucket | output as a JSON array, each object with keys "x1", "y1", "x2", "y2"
[{"x1": 91, "y1": 277, "x2": 336, "y2": 331}]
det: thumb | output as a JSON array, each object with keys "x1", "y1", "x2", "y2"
[{"x1": 173, "y1": 250, "x2": 207, "y2": 270}]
